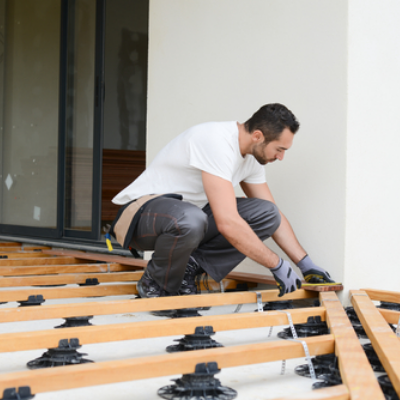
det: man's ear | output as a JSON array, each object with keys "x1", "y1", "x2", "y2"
[{"x1": 252, "y1": 130, "x2": 264, "y2": 143}]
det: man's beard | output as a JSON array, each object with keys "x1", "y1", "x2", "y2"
[{"x1": 252, "y1": 143, "x2": 269, "y2": 165}]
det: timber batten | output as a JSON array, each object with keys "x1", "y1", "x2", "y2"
[{"x1": 1, "y1": 241, "x2": 396, "y2": 399}]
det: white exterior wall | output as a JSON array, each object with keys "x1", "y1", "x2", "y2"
[
  {"x1": 147, "y1": 0, "x2": 400, "y2": 303},
  {"x1": 345, "y1": 0, "x2": 400, "y2": 298}
]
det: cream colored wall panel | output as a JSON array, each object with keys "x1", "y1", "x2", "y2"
[{"x1": 148, "y1": 0, "x2": 348, "y2": 295}]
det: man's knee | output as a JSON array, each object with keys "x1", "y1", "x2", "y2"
[
  {"x1": 178, "y1": 207, "x2": 208, "y2": 247},
  {"x1": 262, "y1": 200, "x2": 281, "y2": 234},
  {"x1": 238, "y1": 198, "x2": 281, "y2": 237}
]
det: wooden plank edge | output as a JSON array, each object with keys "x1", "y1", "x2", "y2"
[
  {"x1": 0, "y1": 306, "x2": 326, "y2": 352},
  {"x1": 0, "y1": 288, "x2": 318, "y2": 322},
  {"x1": 350, "y1": 290, "x2": 400, "y2": 397},
  {"x1": 0, "y1": 284, "x2": 137, "y2": 302},
  {"x1": 320, "y1": 291, "x2": 385, "y2": 400},
  {"x1": 360, "y1": 288, "x2": 400, "y2": 304},
  {"x1": 0, "y1": 278, "x2": 251, "y2": 301},
  {"x1": 42, "y1": 249, "x2": 147, "y2": 268},
  {"x1": 0, "y1": 335, "x2": 335, "y2": 394}
]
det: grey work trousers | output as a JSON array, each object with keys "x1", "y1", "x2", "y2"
[{"x1": 130, "y1": 196, "x2": 281, "y2": 293}]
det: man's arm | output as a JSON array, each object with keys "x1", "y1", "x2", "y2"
[
  {"x1": 240, "y1": 181, "x2": 307, "y2": 264},
  {"x1": 240, "y1": 181, "x2": 336, "y2": 284},
  {"x1": 202, "y1": 172, "x2": 280, "y2": 269}
]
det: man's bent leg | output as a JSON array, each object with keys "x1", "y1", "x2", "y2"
[
  {"x1": 131, "y1": 197, "x2": 208, "y2": 294},
  {"x1": 192, "y1": 198, "x2": 281, "y2": 282}
]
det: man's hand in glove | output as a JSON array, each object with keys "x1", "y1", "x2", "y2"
[
  {"x1": 271, "y1": 259, "x2": 302, "y2": 297},
  {"x1": 297, "y1": 255, "x2": 335, "y2": 283}
]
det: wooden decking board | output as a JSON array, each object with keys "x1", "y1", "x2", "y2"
[
  {"x1": 0, "y1": 271, "x2": 249, "y2": 291},
  {"x1": 0, "y1": 288, "x2": 318, "y2": 322},
  {"x1": 0, "y1": 257, "x2": 90, "y2": 267},
  {"x1": 0, "y1": 253, "x2": 51, "y2": 259},
  {"x1": 351, "y1": 290, "x2": 400, "y2": 397},
  {"x1": 0, "y1": 271, "x2": 144, "y2": 287},
  {"x1": 273, "y1": 385, "x2": 349, "y2": 400},
  {"x1": 0, "y1": 334, "x2": 335, "y2": 395},
  {"x1": 0, "y1": 306, "x2": 326, "y2": 352},
  {"x1": 320, "y1": 291, "x2": 385, "y2": 400},
  {"x1": 378, "y1": 308, "x2": 400, "y2": 325},
  {"x1": 358, "y1": 288, "x2": 400, "y2": 324},
  {"x1": 0, "y1": 277, "x2": 251, "y2": 302},
  {"x1": 0, "y1": 284, "x2": 137, "y2": 302},
  {"x1": 42, "y1": 249, "x2": 147, "y2": 268},
  {"x1": 42, "y1": 250, "x2": 343, "y2": 292},
  {"x1": 0, "y1": 263, "x2": 136, "y2": 276},
  {"x1": 228, "y1": 271, "x2": 343, "y2": 292},
  {"x1": 361, "y1": 288, "x2": 400, "y2": 304}
]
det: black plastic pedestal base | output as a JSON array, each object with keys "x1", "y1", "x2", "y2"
[
  {"x1": 55, "y1": 316, "x2": 94, "y2": 328},
  {"x1": 1, "y1": 387, "x2": 34, "y2": 400},
  {"x1": 166, "y1": 326, "x2": 223, "y2": 352},
  {"x1": 158, "y1": 362, "x2": 237, "y2": 400},
  {"x1": 27, "y1": 338, "x2": 93, "y2": 369}
]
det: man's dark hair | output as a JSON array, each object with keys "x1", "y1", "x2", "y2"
[{"x1": 244, "y1": 103, "x2": 300, "y2": 143}]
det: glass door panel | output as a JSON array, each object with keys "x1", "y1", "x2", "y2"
[
  {"x1": 64, "y1": 0, "x2": 96, "y2": 231},
  {"x1": 0, "y1": 0, "x2": 61, "y2": 228},
  {"x1": 101, "y1": 0, "x2": 148, "y2": 230}
]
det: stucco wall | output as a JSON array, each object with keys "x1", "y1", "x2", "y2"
[
  {"x1": 344, "y1": 0, "x2": 400, "y2": 296},
  {"x1": 147, "y1": 0, "x2": 400, "y2": 302}
]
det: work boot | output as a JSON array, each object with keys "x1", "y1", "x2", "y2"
[
  {"x1": 137, "y1": 269, "x2": 178, "y2": 317},
  {"x1": 137, "y1": 268, "x2": 176, "y2": 298},
  {"x1": 178, "y1": 256, "x2": 205, "y2": 295}
]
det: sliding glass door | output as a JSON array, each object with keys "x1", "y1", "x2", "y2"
[
  {"x1": 64, "y1": 0, "x2": 102, "y2": 237},
  {"x1": 0, "y1": 0, "x2": 62, "y2": 235},
  {"x1": 0, "y1": 0, "x2": 148, "y2": 244},
  {"x1": 0, "y1": 0, "x2": 103, "y2": 240}
]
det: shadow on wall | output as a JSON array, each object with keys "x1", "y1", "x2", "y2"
[{"x1": 117, "y1": 28, "x2": 147, "y2": 151}]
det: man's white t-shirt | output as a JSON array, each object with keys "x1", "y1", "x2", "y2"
[{"x1": 112, "y1": 121, "x2": 266, "y2": 209}]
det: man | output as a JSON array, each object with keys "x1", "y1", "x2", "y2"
[{"x1": 111, "y1": 103, "x2": 335, "y2": 298}]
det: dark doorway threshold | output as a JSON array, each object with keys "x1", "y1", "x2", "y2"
[{"x1": 0, "y1": 234, "x2": 133, "y2": 257}]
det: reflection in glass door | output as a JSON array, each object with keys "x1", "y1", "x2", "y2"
[
  {"x1": 64, "y1": 0, "x2": 97, "y2": 232},
  {"x1": 0, "y1": 0, "x2": 61, "y2": 230},
  {"x1": 0, "y1": 0, "x2": 147, "y2": 245},
  {"x1": 101, "y1": 0, "x2": 148, "y2": 231}
]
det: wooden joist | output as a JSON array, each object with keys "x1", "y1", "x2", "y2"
[
  {"x1": 0, "y1": 271, "x2": 143, "y2": 287},
  {"x1": 0, "y1": 253, "x2": 51, "y2": 259},
  {"x1": 0, "y1": 242, "x2": 350, "y2": 399},
  {"x1": 378, "y1": 308, "x2": 400, "y2": 325},
  {"x1": 42, "y1": 249, "x2": 147, "y2": 268},
  {"x1": 320, "y1": 291, "x2": 385, "y2": 400},
  {"x1": 0, "y1": 242, "x2": 49, "y2": 251},
  {"x1": 361, "y1": 288, "x2": 400, "y2": 304},
  {"x1": 42, "y1": 250, "x2": 343, "y2": 292},
  {"x1": 351, "y1": 290, "x2": 400, "y2": 398},
  {"x1": 0, "y1": 242, "x2": 22, "y2": 247},
  {"x1": 0, "y1": 306, "x2": 325, "y2": 352},
  {"x1": 0, "y1": 334, "x2": 335, "y2": 395},
  {"x1": 0, "y1": 257, "x2": 89, "y2": 267},
  {"x1": 0, "y1": 263, "x2": 137, "y2": 276},
  {"x1": 0, "y1": 288, "x2": 318, "y2": 322},
  {"x1": 0, "y1": 277, "x2": 252, "y2": 302},
  {"x1": 0, "y1": 284, "x2": 137, "y2": 302}
]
